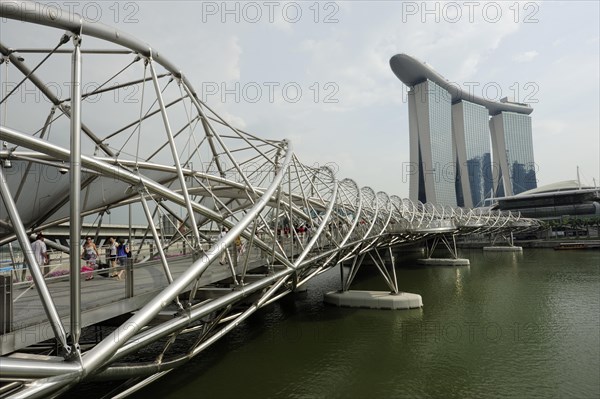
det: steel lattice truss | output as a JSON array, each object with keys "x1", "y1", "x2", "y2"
[{"x1": 0, "y1": 2, "x2": 542, "y2": 397}]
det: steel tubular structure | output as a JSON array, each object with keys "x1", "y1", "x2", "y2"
[{"x1": 0, "y1": 2, "x2": 542, "y2": 397}]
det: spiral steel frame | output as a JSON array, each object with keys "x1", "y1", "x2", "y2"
[{"x1": 0, "y1": 2, "x2": 542, "y2": 397}]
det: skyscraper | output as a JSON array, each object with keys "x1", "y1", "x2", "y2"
[
  {"x1": 452, "y1": 101, "x2": 493, "y2": 207},
  {"x1": 390, "y1": 54, "x2": 536, "y2": 207},
  {"x1": 407, "y1": 80, "x2": 456, "y2": 206},
  {"x1": 489, "y1": 111, "x2": 537, "y2": 196}
]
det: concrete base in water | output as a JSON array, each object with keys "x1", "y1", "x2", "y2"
[
  {"x1": 483, "y1": 246, "x2": 523, "y2": 252},
  {"x1": 417, "y1": 258, "x2": 470, "y2": 266},
  {"x1": 324, "y1": 290, "x2": 423, "y2": 310}
]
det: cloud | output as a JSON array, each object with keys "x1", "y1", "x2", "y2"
[
  {"x1": 294, "y1": 3, "x2": 523, "y2": 114},
  {"x1": 513, "y1": 51, "x2": 540, "y2": 63}
]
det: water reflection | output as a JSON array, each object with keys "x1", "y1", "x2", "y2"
[{"x1": 454, "y1": 267, "x2": 464, "y2": 297}]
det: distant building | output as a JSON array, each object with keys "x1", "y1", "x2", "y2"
[
  {"x1": 489, "y1": 111, "x2": 537, "y2": 196},
  {"x1": 407, "y1": 80, "x2": 456, "y2": 206},
  {"x1": 452, "y1": 101, "x2": 493, "y2": 207},
  {"x1": 492, "y1": 181, "x2": 600, "y2": 220},
  {"x1": 390, "y1": 54, "x2": 537, "y2": 207}
]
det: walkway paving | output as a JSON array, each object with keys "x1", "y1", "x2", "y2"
[{"x1": 2, "y1": 250, "x2": 268, "y2": 355}]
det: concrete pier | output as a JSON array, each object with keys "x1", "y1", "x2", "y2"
[
  {"x1": 417, "y1": 258, "x2": 470, "y2": 266},
  {"x1": 483, "y1": 246, "x2": 523, "y2": 252},
  {"x1": 324, "y1": 290, "x2": 423, "y2": 310}
]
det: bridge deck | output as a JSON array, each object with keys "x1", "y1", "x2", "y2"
[{"x1": 2, "y1": 250, "x2": 269, "y2": 355}]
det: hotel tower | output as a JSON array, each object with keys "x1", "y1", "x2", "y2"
[{"x1": 390, "y1": 54, "x2": 536, "y2": 207}]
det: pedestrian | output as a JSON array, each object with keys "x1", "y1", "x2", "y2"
[
  {"x1": 31, "y1": 232, "x2": 49, "y2": 276},
  {"x1": 218, "y1": 227, "x2": 228, "y2": 265},
  {"x1": 116, "y1": 238, "x2": 129, "y2": 280},
  {"x1": 81, "y1": 236, "x2": 99, "y2": 280},
  {"x1": 235, "y1": 235, "x2": 245, "y2": 259},
  {"x1": 107, "y1": 236, "x2": 119, "y2": 277}
]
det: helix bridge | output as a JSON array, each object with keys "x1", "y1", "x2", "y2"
[{"x1": 0, "y1": 2, "x2": 542, "y2": 397}]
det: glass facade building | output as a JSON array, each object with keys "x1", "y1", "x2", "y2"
[
  {"x1": 503, "y1": 112, "x2": 537, "y2": 194},
  {"x1": 426, "y1": 81, "x2": 456, "y2": 206},
  {"x1": 453, "y1": 101, "x2": 493, "y2": 208},
  {"x1": 393, "y1": 53, "x2": 535, "y2": 207},
  {"x1": 490, "y1": 112, "x2": 537, "y2": 196},
  {"x1": 409, "y1": 80, "x2": 457, "y2": 206}
]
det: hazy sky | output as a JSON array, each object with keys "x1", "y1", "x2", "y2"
[{"x1": 2, "y1": 1, "x2": 599, "y2": 198}]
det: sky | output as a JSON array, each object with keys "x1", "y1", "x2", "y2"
[{"x1": 1, "y1": 0, "x2": 599, "y2": 198}]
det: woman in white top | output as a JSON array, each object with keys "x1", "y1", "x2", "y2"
[{"x1": 107, "y1": 236, "x2": 119, "y2": 277}]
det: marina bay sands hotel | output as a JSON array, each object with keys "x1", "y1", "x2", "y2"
[{"x1": 390, "y1": 54, "x2": 537, "y2": 208}]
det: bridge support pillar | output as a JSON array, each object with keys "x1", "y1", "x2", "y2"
[
  {"x1": 418, "y1": 234, "x2": 470, "y2": 266},
  {"x1": 324, "y1": 290, "x2": 422, "y2": 310},
  {"x1": 483, "y1": 246, "x2": 523, "y2": 252},
  {"x1": 329, "y1": 248, "x2": 422, "y2": 309},
  {"x1": 485, "y1": 232, "x2": 522, "y2": 251},
  {"x1": 417, "y1": 258, "x2": 470, "y2": 266}
]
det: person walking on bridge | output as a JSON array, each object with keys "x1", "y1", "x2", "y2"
[
  {"x1": 81, "y1": 236, "x2": 99, "y2": 280},
  {"x1": 115, "y1": 238, "x2": 129, "y2": 280},
  {"x1": 218, "y1": 227, "x2": 228, "y2": 265},
  {"x1": 107, "y1": 236, "x2": 119, "y2": 278},
  {"x1": 31, "y1": 233, "x2": 49, "y2": 277}
]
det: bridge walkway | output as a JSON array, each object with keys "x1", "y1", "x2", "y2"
[{"x1": 2, "y1": 248, "x2": 270, "y2": 355}]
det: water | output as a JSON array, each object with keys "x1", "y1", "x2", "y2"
[{"x1": 129, "y1": 249, "x2": 599, "y2": 399}]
